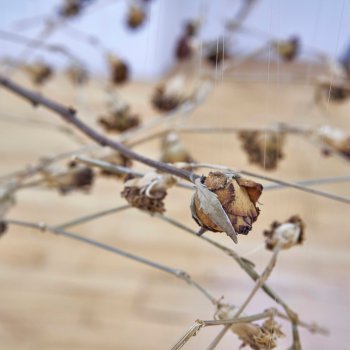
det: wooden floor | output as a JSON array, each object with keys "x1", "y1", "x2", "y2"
[{"x1": 0, "y1": 66, "x2": 349, "y2": 349}]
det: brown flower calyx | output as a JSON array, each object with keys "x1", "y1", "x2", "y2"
[
  {"x1": 127, "y1": 5, "x2": 146, "y2": 29},
  {"x1": 99, "y1": 152, "x2": 132, "y2": 178},
  {"x1": 273, "y1": 36, "x2": 300, "y2": 62},
  {"x1": 65, "y1": 65, "x2": 89, "y2": 85},
  {"x1": 107, "y1": 55, "x2": 129, "y2": 85},
  {"x1": 121, "y1": 172, "x2": 177, "y2": 213},
  {"x1": 98, "y1": 102, "x2": 140, "y2": 133},
  {"x1": 316, "y1": 125, "x2": 350, "y2": 159},
  {"x1": 264, "y1": 215, "x2": 305, "y2": 251},
  {"x1": 238, "y1": 131, "x2": 285, "y2": 170},
  {"x1": 25, "y1": 62, "x2": 53, "y2": 85},
  {"x1": 160, "y1": 133, "x2": 194, "y2": 164},
  {"x1": 191, "y1": 172, "x2": 263, "y2": 241}
]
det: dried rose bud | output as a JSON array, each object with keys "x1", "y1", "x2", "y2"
[
  {"x1": 98, "y1": 105, "x2": 140, "y2": 133},
  {"x1": 107, "y1": 55, "x2": 129, "y2": 85},
  {"x1": 121, "y1": 172, "x2": 177, "y2": 213},
  {"x1": 205, "y1": 38, "x2": 227, "y2": 66},
  {"x1": 191, "y1": 172, "x2": 262, "y2": 236},
  {"x1": 65, "y1": 65, "x2": 88, "y2": 85},
  {"x1": 151, "y1": 75, "x2": 186, "y2": 112},
  {"x1": 99, "y1": 152, "x2": 132, "y2": 178},
  {"x1": 160, "y1": 133, "x2": 194, "y2": 164},
  {"x1": 26, "y1": 62, "x2": 53, "y2": 85},
  {"x1": 316, "y1": 125, "x2": 350, "y2": 159},
  {"x1": 238, "y1": 131, "x2": 285, "y2": 170},
  {"x1": 0, "y1": 221, "x2": 7, "y2": 237},
  {"x1": 127, "y1": 5, "x2": 146, "y2": 29},
  {"x1": 264, "y1": 215, "x2": 305, "y2": 251},
  {"x1": 274, "y1": 36, "x2": 300, "y2": 62}
]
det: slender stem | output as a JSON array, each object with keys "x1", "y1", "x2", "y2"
[{"x1": 0, "y1": 76, "x2": 197, "y2": 182}]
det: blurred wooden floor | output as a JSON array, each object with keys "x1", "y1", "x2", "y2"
[{"x1": 0, "y1": 65, "x2": 350, "y2": 349}]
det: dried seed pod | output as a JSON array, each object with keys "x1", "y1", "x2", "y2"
[
  {"x1": 238, "y1": 131, "x2": 285, "y2": 170},
  {"x1": 160, "y1": 133, "x2": 194, "y2": 164},
  {"x1": 127, "y1": 5, "x2": 146, "y2": 29},
  {"x1": 151, "y1": 75, "x2": 186, "y2": 112},
  {"x1": 107, "y1": 55, "x2": 129, "y2": 85},
  {"x1": 205, "y1": 38, "x2": 227, "y2": 66},
  {"x1": 316, "y1": 125, "x2": 350, "y2": 159},
  {"x1": 99, "y1": 152, "x2": 132, "y2": 178},
  {"x1": 121, "y1": 172, "x2": 177, "y2": 213},
  {"x1": 26, "y1": 62, "x2": 53, "y2": 85},
  {"x1": 273, "y1": 36, "x2": 300, "y2": 62},
  {"x1": 65, "y1": 65, "x2": 89, "y2": 85},
  {"x1": 264, "y1": 215, "x2": 305, "y2": 251},
  {"x1": 191, "y1": 172, "x2": 262, "y2": 237}
]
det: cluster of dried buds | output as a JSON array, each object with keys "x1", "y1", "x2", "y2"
[
  {"x1": 315, "y1": 125, "x2": 350, "y2": 159},
  {"x1": 160, "y1": 133, "x2": 194, "y2": 164},
  {"x1": 107, "y1": 54, "x2": 129, "y2": 85},
  {"x1": 216, "y1": 305, "x2": 284, "y2": 350},
  {"x1": 25, "y1": 62, "x2": 53, "y2": 85},
  {"x1": 65, "y1": 64, "x2": 89, "y2": 85},
  {"x1": 121, "y1": 172, "x2": 177, "y2": 213},
  {"x1": 59, "y1": 0, "x2": 92, "y2": 18},
  {"x1": 191, "y1": 172, "x2": 262, "y2": 241},
  {"x1": 98, "y1": 101, "x2": 140, "y2": 133},
  {"x1": 41, "y1": 161, "x2": 95, "y2": 194},
  {"x1": 263, "y1": 215, "x2": 305, "y2": 251},
  {"x1": 273, "y1": 36, "x2": 300, "y2": 62},
  {"x1": 238, "y1": 131, "x2": 285, "y2": 170},
  {"x1": 175, "y1": 20, "x2": 199, "y2": 61}
]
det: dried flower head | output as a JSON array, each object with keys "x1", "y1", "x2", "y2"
[
  {"x1": 65, "y1": 65, "x2": 89, "y2": 85},
  {"x1": 152, "y1": 75, "x2": 186, "y2": 112},
  {"x1": 238, "y1": 131, "x2": 285, "y2": 170},
  {"x1": 160, "y1": 133, "x2": 194, "y2": 164},
  {"x1": 231, "y1": 317, "x2": 284, "y2": 350},
  {"x1": 191, "y1": 172, "x2": 262, "y2": 239},
  {"x1": 107, "y1": 55, "x2": 129, "y2": 85},
  {"x1": 264, "y1": 215, "x2": 305, "y2": 251},
  {"x1": 99, "y1": 152, "x2": 132, "y2": 178},
  {"x1": 273, "y1": 36, "x2": 300, "y2": 61},
  {"x1": 121, "y1": 172, "x2": 177, "y2": 213},
  {"x1": 316, "y1": 125, "x2": 350, "y2": 159},
  {"x1": 127, "y1": 5, "x2": 146, "y2": 29},
  {"x1": 26, "y1": 62, "x2": 53, "y2": 85},
  {"x1": 205, "y1": 38, "x2": 227, "y2": 66},
  {"x1": 98, "y1": 103, "x2": 140, "y2": 133}
]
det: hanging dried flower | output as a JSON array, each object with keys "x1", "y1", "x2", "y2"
[
  {"x1": 107, "y1": 55, "x2": 129, "y2": 85},
  {"x1": 273, "y1": 36, "x2": 300, "y2": 62},
  {"x1": 160, "y1": 133, "x2": 194, "y2": 164},
  {"x1": 238, "y1": 131, "x2": 285, "y2": 170},
  {"x1": 127, "y1": 5, "x2": 146, "y2": 29},
  {"x1": 264, "y1": 215, "x2": 305, "y2": 251},
  {"x1": 121, "y1": 172, "x2": 177, "y2": 213},
  {"x1": 205, "y1": 38, "x2": 227, "y2": 66},
  {"x1": 316, "y1": 125, "x2": 350, "y2": 159},
  {"x1": 151, "y1": 75, "x2": 186, "y2": 112},
  {"x1": 99, "y1": 152, "x2": 132, "y2": 178},
  {"x1": 26, "y1": 62, "x2": 53, "y2": 85},
  {"x1": 98, "y1": 103, "x2": 140, "y2": 133},
  {"x1": 191, "y1": 172, "x2": 262, "y2": 241},
  {"x1": 65, "y1": 65, "x2": 89, "y2": 85}
]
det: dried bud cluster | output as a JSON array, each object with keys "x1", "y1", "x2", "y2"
[
  {"x1": 107, "y1": 55, "x2": 129, "y2": 85},
  {"x1": 127, "y1": 5, "x2": 146, "y2": 29},
  {"x1": 26, "y1": 62, "x2": 53, "y2": 85},
  {"x1": 98, "y1": 104, "x2": 140, "y2": 133},
  {"x1": 273, "y1": 36, "x2": 300, "y2": 61},
  {"x1": 238, "y1": 131, "x2": 285, "y2": 170},
  {"x1": 316, "y1": 125, "x2": 350, "y2": 159},
  {"x1": 191, "y1": 172, "x2": 262, "y2": 237},
  {"x1": 160, "y1": 133, "x2": 194, "y2": 164},
  {"x1": 175, "y1": 21, "x2": 199, "y2": 61},
  {"x1": 264, "y1": 215, "x2": 305, "y2": 251},
  {"x1": 65, "y1": 65, "x2": 89, "y2": 85},
  {"x1": 121, "y1": 172, "x2": 177, "y2": 213}
]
